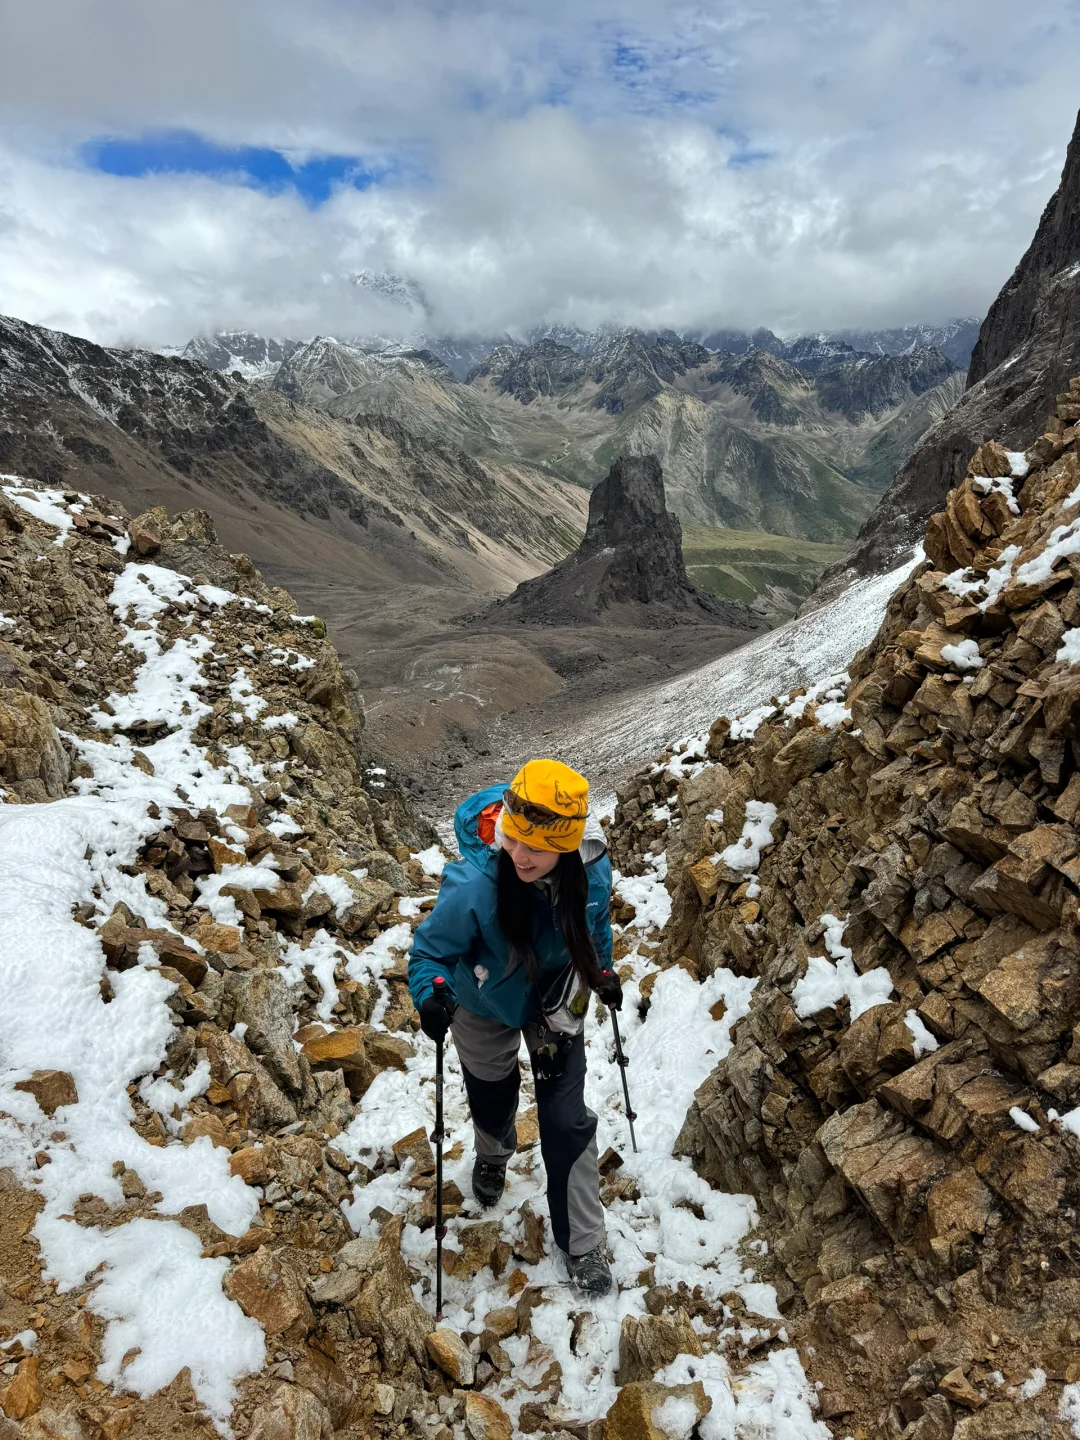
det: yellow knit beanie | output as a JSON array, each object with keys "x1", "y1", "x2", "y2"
[{"x1": 499, "y1": 758, "x2": 589, "y2": 853}]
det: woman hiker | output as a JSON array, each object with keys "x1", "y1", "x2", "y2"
[{"x1": 407, "y1": 758, "x2": 621, "y2": 1297}]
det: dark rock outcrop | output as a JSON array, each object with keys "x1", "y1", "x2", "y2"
[
  {"x1": 467, "y1": 338, "x2": 589, "y2": 402},
  {"x1": 821, "y1": 108, "x2": 1080, "y2": 593},
  {"x1": 491, "y1": 454, "x2": 761, "y2": 631}
]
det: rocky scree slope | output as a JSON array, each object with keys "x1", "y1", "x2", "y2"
[
  {"x1": 0, "y1": 479, "x2": 836, "y2": 1440},
  {"x1": 830, "y1": 106, "x2": 1080, "y2": 590},
  {"x1": 606, "y1": 385, "x2": 1080, "y2": 1437},
  {"x1": 0, "y1": 478, "x2": 454, "y2": 1438}
]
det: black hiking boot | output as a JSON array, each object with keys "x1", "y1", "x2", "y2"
[
  {"x1": 472, "y1": 1157, "x2": 508, "y2": 1208},
  {"x1": 562, "y1": 1244, "x2": 613, "y2": 1297}
]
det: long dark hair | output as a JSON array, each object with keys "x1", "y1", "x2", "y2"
[{"x1": 497, "y1": 849, "x2": 605, "y2": 989}]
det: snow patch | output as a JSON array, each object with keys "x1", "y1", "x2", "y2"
[
  {"x1": 414, "y1": 844, "x2": 447, "y2": 877},
  {"x1": 3, "y1": 482, "x2": 78, "y2": 545},
  {"x1": 904, "y1": 1010, "x2": 939, "y2": 1058},
  {"x1": 0, "y1": 557, "x2": 269, "y2": 1429},
  {"x1": 971, "y1": 474, "x2": 1020, "y2": 514},
  {"x1": 792, "y1": 913, "x2": 894, "y2": 1020},
  {"x1": 940, "y1": 639, "x2": 983, "y2": 671},
  {"x1": 719, "y1": 800, "x2": 777, "y2": 873},
  {"x1": 941, "y1": 545, "x2": 1019, "y2": 612},
  {"x1": 729, "y1": 704, "x2": 776, "y2": 741}
]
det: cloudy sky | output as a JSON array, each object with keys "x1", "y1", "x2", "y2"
[{"x1": 1, "y1": 0, "x2": 1078, "y2": 346}]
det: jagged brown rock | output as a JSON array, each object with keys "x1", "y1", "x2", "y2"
[
  {"x1": 0, "y1": 481, "x2": 445, "y2": 1439},
  {"x1": 247, "y1": 1383, "x2": 334, "y2": 1440},
  {"x1": 607, "y1": 378, "x2": 1080, "y2": 1436},
  {"x1": 603, "y1": 1379, "x2": 711, "y2": 1440},
  {"x1": 0, "y1": 688, "x2": 70, "y2": 800},
  {"x1": 615, "y1": 1311, "x2": 703, "y2": 1384},
  {"x1": 13, "y1": 1070, "x2": 77, "y2": 1117}
]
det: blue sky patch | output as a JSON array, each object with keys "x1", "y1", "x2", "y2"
[
  {"x1": 80, "y1": 130, "x2": 385, "y2": 205},
  {"x1": 728, "y1": 148, "x2": 772, "y2": 169}
]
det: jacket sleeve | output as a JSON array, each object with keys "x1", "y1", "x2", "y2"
[
  {"x1": 589, "y1": 855, "x2": 614, "y2": 972},
  {"x1": 407, "y1": 862, "x2": 480, "y2": 1010}
]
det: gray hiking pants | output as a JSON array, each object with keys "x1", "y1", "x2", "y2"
[{"x1": 451, "y1": 1005, "x2": 605, "y2": 1257}]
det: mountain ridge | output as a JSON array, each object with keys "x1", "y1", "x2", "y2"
[
  {"x1": 819, "y1": 105, "x2": 1080, "y2": 598},
  {"x1": 170, "y1": 315, "x2": 980, "y2": 383}
]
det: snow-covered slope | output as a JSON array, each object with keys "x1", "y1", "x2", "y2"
[
  {"x1": 535, "y1": 550, "x2": 922, "y2": 785},
  {"x1": 179, "y1": 331, "x2": 298, "y2": 382}
]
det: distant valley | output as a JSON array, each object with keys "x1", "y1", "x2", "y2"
[
  {"x1": 173, "y1": 314, "x2": 973, "y2": 620},
  {"x1": 0, "y1": 301, "x2": 976, "y2": 797}
]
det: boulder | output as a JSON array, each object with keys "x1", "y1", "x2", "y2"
[
  {"x1": 300, "y1": 1027, "x2": 374, "y2": 1096},
  {"x1": 482, "y1": 1306, "x2": 519, "y2": 1340},
  {"x1": 229, "y1": 1143, "x2": 276, "y2": 1186},
  {"x1": 819, "y1": 1100, "x2": 954, "y2": 1240},
  {"x1": 347, "y1": 1215, "x2": 434, "y2": 1372},
  {"x1": 604, "y1": 1380, "x2": 710, "y2": 1440},
  {"x1": 0, "y1": 1357, "x2": 41, "y2": 1420},
  {"x1": 246, "y1": 1384, "x2": 333, "y2": 1440},
  {"x1": 445, "y1": 1220, "x2": 510, "y2": 1280},
  {"x1": 615, "y1": 1311, "x2": 703, "y2": 1385},
  {"x1": 464, "y1": 1393, "x2": 513, "y2": 1440},
  {"x1": 205, "y1": 1029, "x2": 297, "y2": 1131},
  {"x1": 425, "y1": 1327, "x2": 475, "y2": 1386},
  {"x1": 392, "y1": 1125, "x2": 435, "y2": 1176},
  {"x1": 0, "y1": 688, "x2": 69, "y2": 801},
  {"x1": 333, "y1": 872, "x2": 395, "y2": 935},
  {"x1": 307, "y1": 1238, "x2": 380, "y2": 1306},
  {"x1": 13, "y1": 1070, "x2": 77, "y2": 1117},
  {"x1": 225, "y1": 1247, "x2": 313, "y2": 1338},
  {"x1": 225, "y1": 969, "x2": 302, "y2": 1092},
  {"x1": 128, "y1": 506, "x2": 166, "y2": 557}
]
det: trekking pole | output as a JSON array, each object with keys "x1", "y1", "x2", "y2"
[
  {"x1": 431, "y1": 976, "x2": 449, "y2": 1321},
  {"x1": 602, "y1": 969, "x2": 638, "y2": 1153}
]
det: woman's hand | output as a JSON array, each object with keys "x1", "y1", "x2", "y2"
[
  {"x1": 596, "y1": 968, "x2": 623, "y2": 1010},
  {"x1": 419, "y1": 977, "x2": 457, "y2": 1042}
]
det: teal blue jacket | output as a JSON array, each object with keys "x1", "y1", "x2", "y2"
[{"x1": 407, "y1": 784, "x2": 614, "y2": 1030}]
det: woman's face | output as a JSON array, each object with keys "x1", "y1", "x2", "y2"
[{"x1": 501, "y1": 833, "x2": 560, "y2": 882}]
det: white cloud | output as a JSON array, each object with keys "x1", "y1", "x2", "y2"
[{"x1": 0, "y1": 0, "x2": 1078, "y2": 345}]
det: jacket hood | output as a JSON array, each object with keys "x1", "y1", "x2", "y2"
[{"x1": 453, "y1": 783, "x2": 607, "y2": 878}]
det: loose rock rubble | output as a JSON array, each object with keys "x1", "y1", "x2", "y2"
[
  {"x1": 0, "y1": 478, "x2": 838, "y2": 1439},
  {"x1": 605, "y1": 384, "x2": 1080, "y2": 1437},
  {"x1": 0, "y1": 481, "x2": 452, "y2": 1438}
]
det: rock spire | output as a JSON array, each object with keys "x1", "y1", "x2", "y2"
[{"x1": 493, "y1": 453, "x2": 757, "y2": 631}]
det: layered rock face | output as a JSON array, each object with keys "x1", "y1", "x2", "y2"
[
  {"x1": 607, "y1": 383, "x2": 1080, "y2": 1436},
  {"x1": 492, "y1": 454, "x2": 761, "y2": 631},
  {"x1": 828, "y1": 106, "x2": 1080, "y2": 588}
]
